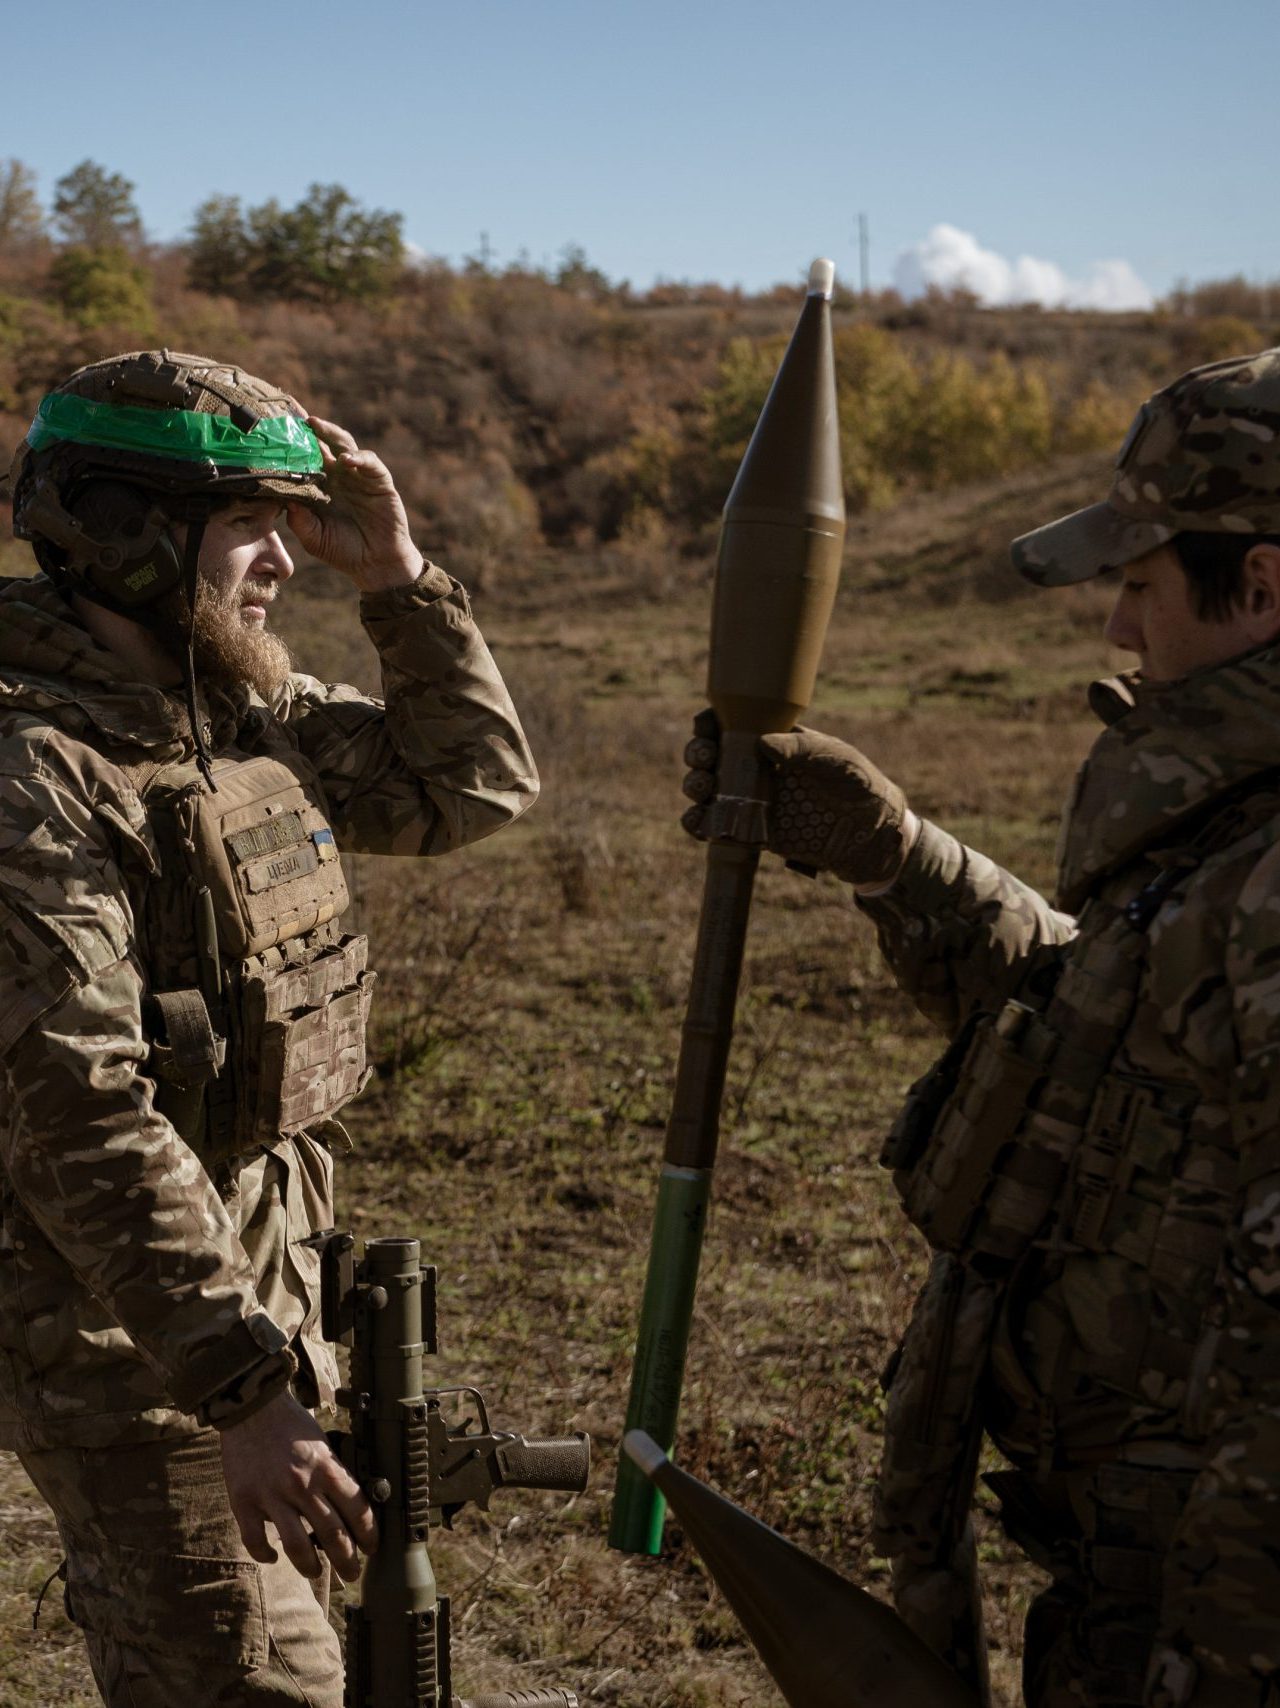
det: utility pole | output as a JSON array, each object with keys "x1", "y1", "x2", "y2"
[{"x1": 858, "y1": 212, "x2": 870, "y2": 298}]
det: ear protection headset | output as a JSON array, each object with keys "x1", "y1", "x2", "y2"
[
  {"x1": 19, "y1": 476, "x2": 191, "y2": 618},
  {"x1": 22, "y1": 472, "x2": 217, "y2": 787}
]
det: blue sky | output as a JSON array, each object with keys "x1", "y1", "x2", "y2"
[{"x1": 5, "y1": 0, "x2": 1278, "y2": 303}]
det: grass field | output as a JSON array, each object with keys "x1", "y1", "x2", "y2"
[{"x1": 0, "y1": 454, "x2": 1123, "y2": 1707}]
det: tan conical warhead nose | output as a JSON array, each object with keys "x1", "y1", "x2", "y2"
[
  {"x1": 623, "y1": 1433, "x2": 976, "y2": 1708},
  {"x1": 707, "y1": 258, "x2": 846, "y2": 737}
]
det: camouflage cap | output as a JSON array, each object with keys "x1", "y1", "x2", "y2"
[{"x1": 1012, "y1": 348, "x2": 1280, "y2": 586}]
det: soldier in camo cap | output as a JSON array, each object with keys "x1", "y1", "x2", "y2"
[
  {"x1": 0, "y1": 349, "x2": 538, "y2": 1706},
  {"x1": 683, "y1": 349, "x2": 1280, "y2": 1706},
  {"x1": 1013, "y1": 346, "x2": 1280, "y2": 587}
]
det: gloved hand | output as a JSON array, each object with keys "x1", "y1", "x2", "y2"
[{"x1": 681, "y1": 708, "x2": 915, "y2": 889}]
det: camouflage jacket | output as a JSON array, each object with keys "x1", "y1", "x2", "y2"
[
  {"x1": 0, "y1": 567, "x2": 535, "y2": 1452},
  {"x1": 862, "y1": 642, "x2": 1280, "y2": 1689}
]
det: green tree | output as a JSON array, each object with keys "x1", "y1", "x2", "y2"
[
  {"x1": 52, "y1": 160, "x2": 143, "y2": 248},
  {"x1": 187, "y1": 193, "x2": 252, "y2": 294},
  {"x1": 49, "y1": 245, "x2": 152, "y2": 331},
  {"x1": 555, "y1": 243, "x2": 613, "y2": 300},
  {"x1": 890, "y1": 350, "x2": 1053, "y2": 488},
  {"x1": 0, "y1": 159, "x2": 43, "y2": 253},
  {"x1": 243, "y1": 183, "x2": 404, "y2": 303},
  {"x1": 702, "y1": 336, "x2": 779, "y2": 460}
]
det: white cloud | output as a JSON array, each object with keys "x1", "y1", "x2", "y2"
[{"x1": 893, "y1": 223, "x2": 1154, "y2": 312}]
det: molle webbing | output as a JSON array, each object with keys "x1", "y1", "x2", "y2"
[
  {"x1": 886, "y1": 773, "x2": 1280, "y2": 1273},
  {"x1": 882, "y1": 902, "x2": 1151, "y2": 1268},
  {"x1": 168, "y1": 754, "x2": 348, "y2": 959},
  {"x1": 1063, "y1": 1076, "x2": 1227, "y2": 1275},
  {"x1": 238, "y1": 934, "x2": 374, "y2": 1140},
  {"x1": 133, "y1": 749, "x2": 373, "y2": 1166}
]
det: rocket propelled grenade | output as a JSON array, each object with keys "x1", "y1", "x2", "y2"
[
  {"x1": 610, "y1": 261, "x2": 846, "y2": 1555},
  {"x1": 622, "y1": 1433, "x2": 977, "y2": 1708}
]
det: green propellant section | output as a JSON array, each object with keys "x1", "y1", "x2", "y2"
[
  {"x1": 26, "y1": 392, "x2": 324, "y2": 470},
  {"x1": 608, "y1": 1165, "x2": 712, "y2": 1552},
  {"x1": 610, "y1": 260, "x2": 846, "y2": 1556},
  {"x1": 316, "y1": 1231, "x2": 591, "y2": 1707},
  {"x1": 622, "y1": 1432, "x2": 977, "y2": 1706}
]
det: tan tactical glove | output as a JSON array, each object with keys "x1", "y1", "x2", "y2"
[{"x1": 681, "y1": 709, "x2": 914, "y2": 889}]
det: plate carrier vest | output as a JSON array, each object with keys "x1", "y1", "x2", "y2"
[{"x1": 127, "y1": 743, "x2": 375, "y2": 1174}]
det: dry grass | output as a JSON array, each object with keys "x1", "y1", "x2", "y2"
[{"x1": 0, "y1": 463, "x2": 1119, "y2": 1706}]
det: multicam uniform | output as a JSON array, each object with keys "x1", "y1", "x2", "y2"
[
  {"x1": 866, "y1": 645, "x2": 1280, "y2": 1708},
  {"x1": 0, "y1": 567, "x2": 535, "y2": 1701}
]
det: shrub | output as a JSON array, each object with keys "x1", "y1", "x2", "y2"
[{"x1": 48, "y1": 246, "x2": 153, "y2": 334}]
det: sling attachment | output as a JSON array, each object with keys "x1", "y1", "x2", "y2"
[
  {"x1": 178, "y1": 516, "x2": 217, "y2": 791},
  {"x1": 149, "y1": 987, "x2": 226, "y2": 1089}
]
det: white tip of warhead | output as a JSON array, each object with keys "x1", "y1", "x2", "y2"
[
  {"x1": 808, "y1": 257, "x2": 835, "y2": 298},
  {"x1": 623, "y1": 1430, "x2": 668, "y2": 1478}
]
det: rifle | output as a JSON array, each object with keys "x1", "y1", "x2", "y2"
[{"x1": 314, "y1": 1230, "x2": 591, "y2": 1708}]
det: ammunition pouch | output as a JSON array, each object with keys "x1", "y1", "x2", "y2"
[
  {"x1": 1060, "y1": 1075, "x2": 1217, "y2": 1280},
  {"x1": 883, "y1": 896, "x2": 1159, "y2": 1270},
  {"x1": 234, "y1": 932, "x2": 375, "y2": 1145},
  {"x1": 883, "y1": 1000, "x2": 1063, "y2": 1266},
  {"x1": 1013, "y1": 1068, "x2": 1225, "y2": 1417},
  {"x1": 149, "y1": 987, "x2": 226, "y2": 1091}
]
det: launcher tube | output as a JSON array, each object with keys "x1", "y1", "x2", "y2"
[{"x1": 611, "y1": 261, "x2": 846, "y2": 1553}]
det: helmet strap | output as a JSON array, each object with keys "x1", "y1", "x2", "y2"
[{"x1": 179, "y1": 516, "x2": 217, "y2": 792}]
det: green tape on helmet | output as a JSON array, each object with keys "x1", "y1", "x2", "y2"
[{"x1": 26, "y1": 393, "x2": 324, "y2": 473}]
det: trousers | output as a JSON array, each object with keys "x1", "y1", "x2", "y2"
[
  {"x1": 991, "y1": 1465, "x2": 1280, "y2": 1708},
  {"x1": 20, "y1": 1430, "x2": 344, "y2": 1708}
]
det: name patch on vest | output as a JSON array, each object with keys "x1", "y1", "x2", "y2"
[
  {"x1": 242, "y1": 840, "x2": 321, "y2": 893},
  {"x1": 227, "y1": 811, "x2": 308, "y2": 863}
]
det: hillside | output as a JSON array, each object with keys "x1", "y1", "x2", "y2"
[{"x1": 3, "y1": 240, "x2": 1272, "y2": 577}]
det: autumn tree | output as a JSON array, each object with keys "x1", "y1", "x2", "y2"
[
  {"x1": 0, "y1": 160, "x2": 43, "y2": 253},
  {"x1": 52, "y1": 160, "x2": 143, "y2": 249}
]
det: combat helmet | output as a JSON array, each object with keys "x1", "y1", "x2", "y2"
[{"x1": 7, "y1": 348, "x2": 327, "y2": 615}]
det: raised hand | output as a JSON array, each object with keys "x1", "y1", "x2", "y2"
[{"x1": 286, "y1": 415, "x2": 423, "y2": 592}]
